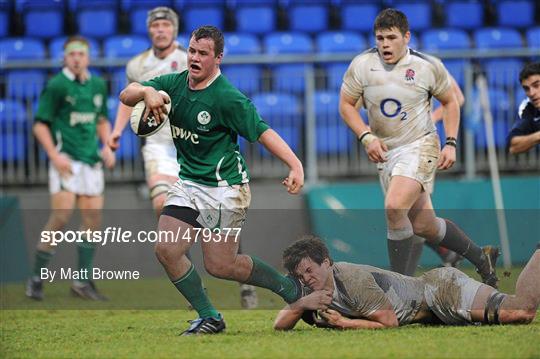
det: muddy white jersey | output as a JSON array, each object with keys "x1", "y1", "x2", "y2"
[
  {"x1": 126, "y1": 46, "x2": 188, "y2": 147},
  {"x1": 342, "y1": 48, "x2": 451, "y2": 150}
]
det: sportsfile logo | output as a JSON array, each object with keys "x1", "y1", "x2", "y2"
[{"x1": 40, "y1": 227, "x2": 242, "y2": 246}]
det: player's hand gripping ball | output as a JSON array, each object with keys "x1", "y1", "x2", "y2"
[{"x1": 130, "y1": 90, "x2": 171, "y2": 137}]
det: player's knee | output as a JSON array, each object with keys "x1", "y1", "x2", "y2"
[
  {"x1": 203, "y1": 257, "x2": 233, "y2": 279},
  {"x1": 384, "y1": 201, "x2": 407, "y2": 223},
  {"x1": 154, "y1": 242, "x2": 176, "y2": 266},
  {"x1": 49, "y1": 210, "x2": 73, "y2": 228},
  {"x1": 411, "y1": 220, "x2": 433, "y2": 237}
]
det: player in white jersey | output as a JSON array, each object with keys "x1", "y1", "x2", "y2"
[
  {"x1": 339, "y1": 9, "x2": 498, "y2": 285},
  {"x1": 107, "y1": 7, "x2": 257, "y2": 309},
  {"x1": 274, "y1": 236, "x2": 539, "y2": 330}
]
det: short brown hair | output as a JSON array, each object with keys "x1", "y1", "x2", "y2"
[
  {"x1": 191, "y1": 25, "x2": 224, "y2": 57},
  {"x1": 373, "y1": 8, "x2": 409, "y2": 36},
  {"x1": 282, "y1": 235, "x2": 333, "y2": 274}
]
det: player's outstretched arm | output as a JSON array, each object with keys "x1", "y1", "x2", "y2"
[
  {"x1": 107, "y1": 102, "x2": 133, "y2": 151},
  {"x1": 258, "y1": 129, "x2": 304, "y2": 194},
  {"x1": 509, "y1": 131, "x2": 540, "y2": 154}
]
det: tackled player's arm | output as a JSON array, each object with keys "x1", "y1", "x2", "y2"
[
  {"x1": 273, "y1": 304, "x2": 305, "y2": 331},
  {"x1": 325, "y1": 302, "x2": 399, "y2": 330},
  {"x1": 258, "y1": 129, "x2": 304, "y2": 194}
]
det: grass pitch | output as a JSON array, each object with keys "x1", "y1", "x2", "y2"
[{"x1": 1, "y1": 267, "x2": 539, "y2": 358}]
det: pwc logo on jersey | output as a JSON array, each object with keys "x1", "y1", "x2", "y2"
[
  {"x1": 171, "y1": 125, "x2": 199, "y2": 144},
  {"x1": 405, "y1": 68, "x2": 415, "y2": 82}
]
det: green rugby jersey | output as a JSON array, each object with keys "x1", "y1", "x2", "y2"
[
  {"x1": 143, "y1": 70, "x2": 270, "y2": 187},
  {"x1": 35, "y1": 68, "x2": 108, "y2": 165}
]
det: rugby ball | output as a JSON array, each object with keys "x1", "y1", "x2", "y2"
[{"x1": 130, "y1": 90, "x2": 171, "y2": 137}]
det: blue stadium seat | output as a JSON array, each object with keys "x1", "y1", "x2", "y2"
[
  {"x1": 222, "y1": 65, "x2": 262, "y2": 95},
  {"x1": 104, "y1": 36, "x2": 150, "y2": 58},
  {"x1": 314, "y1": 91, "x2": 352, "y2": 154},
  {"x1": 183, "y1": 7, "x2": 224, "y2": 32},
  {"x1": 444, "y1": 59, "x2": 469, "y2": 87},
  {"x1": 24, "y1": 9, "x2": 63, "y2": 38},
  {"x1": 395, "y1": 2, "x2": 432, "y2": 32},
  {"x1": 49, "y1": 37, "x2": 100, "y2": 60},
  {"x1": 16, "y1": 0, "x2": 63, "y2": 12},
  {"x1": 70, "y1": 0, "x2": 115, "y2": 10},
  {"x1": 130, "y1": 8, "x2": 150, "y2": 35},
  {"x1": 325, "y1": 62, "x2": 349, "y2": 91},
  {"x1": 0, "y1": 99, "x2": 26, "y2": 125},
  {"x1": 6, "y1": 70, "x2": 46, "y2": 100},
  {"x1": 316, "y1": 31, "x2": 366, "y2": 54},
  {"x1": 289, "y1": 5, "x2": 328, "y2": 33},
  {"x1": 421, "y1": 28, "x2": 470, "y2": 51},
  {"x1": 177, "y1": 33, "x2": 190, "y2": 48},
  {"x1": 122, "y1": 0, "x2": 173, "y2": 11},
  {"x1": 251, "y1": 92, "x2": 301, "y2": 152},
  {"x1": 474, "y1": 28, "x2": 523, "y2": 50},
  {"x1": 273, "y1": 64, "x2": 308, "y2": 94},
  {"x1": 78, "y1": 8, "x2": 117, "y2": 39},
  {"x1": 236, "y1": 6, "x2": 276, "y2": 35},
  {"x1": 474, "y1": 89, "x2": 512, "y2": 149},
  {"x1": 0, "y1": 98, "x2": 28, "y2": 162},
  {"x1": 445, "y1": 1, "x2": 484, "y2": 30},
  {"x1": 483, "y1": 59, "x2": 524, "y2": 89},
  {"x1": 0, "y1": 38, "x2": 45, "y2": 60},
  {"x1": 0, "y1": 10, "x2": 7, "y2": 37},
  {"x1": 224, "y1": 33, "x2": 261, "y2": 55},
  {"x1": 175, "y1": 0, "x2": 228, "y2": 8},
  {"x1": 264, "y1": 32, "x2": 313, "y2": 54},
  {"x1": 526, "y1": 27, "x2": 540, "y2": 49},
  {"x1": 497, "y1": 0, "x2": 534, "y2": 28},
  {"x1": 110, "y1": 69, "x2": 128, "y2": 97},
  {"x1": 341, "y1": 4, "x2": 379, "y2": 33}
]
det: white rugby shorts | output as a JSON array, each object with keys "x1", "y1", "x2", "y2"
[
  {"x1": 164, "y1": 179, "x2": 251, "y2": 229},
  {"x1": 49, "y1": 159, "x2": 104, "y2": 196},
  {"x1": 377, "y1": 132, "x2": 440, "y2": 194}
]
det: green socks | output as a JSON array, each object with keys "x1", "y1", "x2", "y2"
[
  {"x1": 32, "y1": 250, "x2": 53, "y2": 277},
  {"x1": 77, "y1": 241, "x2": 96, "y2": 283},
  {"x1": 246, "y1": 256, "x2": 298, "y2": 303},
  {"x1": 172, "y1": 265, "x2": 219, "y2": 319}
]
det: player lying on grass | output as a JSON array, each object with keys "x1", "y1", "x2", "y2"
[{"x1": 274, "y1": 236, "x2": 539, "y2": 330}]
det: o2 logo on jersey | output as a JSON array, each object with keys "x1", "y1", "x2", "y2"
[
  {"x1": 197, "y1": 111, "x2": 211, "y2": 125},
  {"x1": 380, "y1": 98, "x2": 408, "y2": 121}
]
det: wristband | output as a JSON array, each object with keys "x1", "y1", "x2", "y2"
[
  {"x1": 358, "y1": 131, "x2": 371, "y2": 143},
  {"x1": 360, "y1": 133, "x2": 377, "y2": 147}
]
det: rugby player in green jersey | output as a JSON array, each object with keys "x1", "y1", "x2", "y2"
[
  {"x1": 120, "y1": 26, "x2": 304, "y2": 335},
  {"x1": 26, "y1": 36, "x2": 115, "y2": 301}
]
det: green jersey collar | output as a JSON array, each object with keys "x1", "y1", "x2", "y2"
[{"x1": 62, "y1": 67, "x2": 91, "y2": 82}]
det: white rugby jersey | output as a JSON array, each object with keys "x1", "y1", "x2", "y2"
[
  {"x1": 126, "y1": 45, "x2": 188, "y2": 147},
  {"x1": 342, "y1": 48, "x2": 451, "y2": 150}
]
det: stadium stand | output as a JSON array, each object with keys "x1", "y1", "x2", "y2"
[
  {"x1": 314, "y1": 90, "x2": 352, "y2": 154},
  {"x1": 77, "y1": 8, "x2": 117, "y2": 39},
  {"x1": 235, "y1": 5, "x2": 276, "y2": 35},
  {"x1": 183, "y1": 7, "x2": 225, "y2": 33},
  {"x1": 395, "y1": 2, "x2": 432, "y2": 32},
  {"x1": 104, "y1": 35, "x2": 150, "y2": 58},
  {"x1": 496, "y1": 0, "x2": 534, "y2": 29},
  {"x1": 340, "y1": 3, "x2": 380, "y2": 32},
  {"x1": 474, "y1": 27, "x2": 523, "y2": 50},
  {"x1": 289, "y1": 4, "x2": 329, "y2": 34},
  {"x1": 527, "y1": 27, "x2": 540, "y2": 49},
  {"x1": 224, "y1": 32, "x2": 261, "y2": 55},
  {"x1": 0, "y1": 38, "x2": 46, "y2": 60},
  {"x1": 316, "y1": 31, "x2": 366, "y2": 54},
  {"x1": 445, "y1": 1, "x2": 484, "y2": 30},
  {"x1": 24, "y1": 9, "x2": 64, "y2": 38},
  {"x1": 421, "y1": 28, "x2": 470, "y2": 51},
  {"x1": 6, "y1": 70, "x2": 46, "y2": 100},
  {"x1": 221, "y1": 64, "x2": 262, "y2": 95}
]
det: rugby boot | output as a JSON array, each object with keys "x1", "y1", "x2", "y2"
[
  {"x1": 71, "y1": 280, "x2": 108, "y2": 301},
  {"x1": 25, "y1": 276, "x2": 43, "y2": 300},
  {"x1": 181, "y1": 314, "x2": 226, "y2": 335},
  {"x1": 477, "y1": 246, "x2": 500, "y2": 289}
]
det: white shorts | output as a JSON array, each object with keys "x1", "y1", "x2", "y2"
[
  {"x1": 377, "y1": 133, "x2": 440, "y2": 194},
  {"x1": 142, "y1": 143, "x2": 180, "y2": 179},
  {"x1": 164, "y1": 179, "x2": 251, "y2": 229},
  {"x1": 49, "y1": 160, "x2": 104, "y2": 196},
  {"x1": 423, "y1": 267, "x2": 483, "y2": 325}
]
